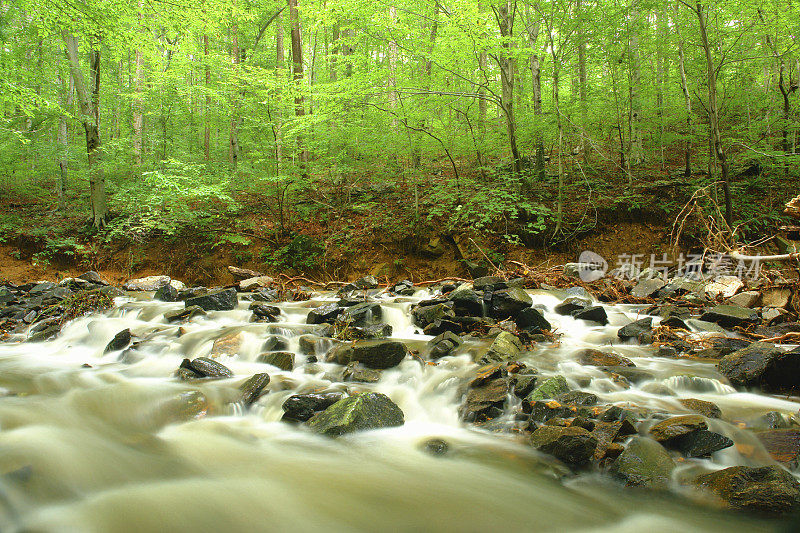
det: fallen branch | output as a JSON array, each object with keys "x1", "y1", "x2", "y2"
[
  {"x1": 415, "y1": 277, "x2": 471, "y2": 286},
  {"x1": 730, "y1": 251, "x2": 800, "y2": 262}
]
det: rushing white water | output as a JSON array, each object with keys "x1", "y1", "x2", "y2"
[{"x1": 0, "y1": 289, "x2": 792, "y2": 532}]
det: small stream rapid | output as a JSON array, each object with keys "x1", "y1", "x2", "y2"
[{"x1": 0, "y1": 287, "x2": 792, "y2": 532}]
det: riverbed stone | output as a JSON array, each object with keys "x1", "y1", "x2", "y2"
[
  {"x1": 610, "y1": 437, "x2": 675, "y2": 489},
  {"x1": 210, "y1": 331, "x2": 244, "y2": 358},
  {"x1": 123, "y1": 275, "x2": 171, "y2": 291},
  {"x1": 154, "y1": 284, "x2": 179, "y2": 302},
  {"x1": 412, "y1": 302, "x2": 455, "y2": 328},
  {"x1": 704, "y1": 276, "x2": 744, "y2": 299},
  {"x1": 693, "y1": 465, "x2": 800, "y2": 514},
  {"x1": 631, "y1": 278, "x2": 665, "y2": 298},
  {"x1": 756, "y1": 429, "x2": 800, "y2": 469},
  {"x1": 554, "y1": 297, "x2": 590, "y2": 315},
  {"x1": 282, "y1": 392, "x2": 345, "y2": 422},
  {"x1": 239, "y1": 276, "x2": 274, "y2": 291},
  {"x1": 648, "y1": 414, "x2": 707, "y2": 443},
  {"x1": 462, "y1": 377, "x2": 509, "y2": 421},
  {"x1": 307, "y1": 303, "x2": 343, "y2": 324},
  {"x1": 576, "y1": 348, "x2": 634, "y2": 367},
  {"x1": 761, "y1": 286, "x2": 792, "y2": 309},
  {"x1": 180, "y1": 357, "x2": 234, "y2": 379},
  {"x1": 428, "y1": 331, "x2": 462, "y2": 359},
  {"x1": 699, "y1": 305, "x2": 759, "y2": 328},
  {"x1": 185, "y1": 288, "x2": 238, "y2": 311},
  {"x1": 478, "y1": 331, "x2": 523, "y2": 365},
  {"x1": 726, "y1": 291, "x2": 760, "y2": 308},
  {"x1": 718, "y1": 342, "x2": 800, "y2": 391},
  {"x1": 526, "y1": 375, "x2": 570, "y2": 402},
  {"x1": 617, "y1": 317, "x2": 653, "y2": 340},
  {"x1": 530, "y1": 426, "x2": 597, "y2": 465},
  {"x1": 515, "y1": 307, "x2": 551, "y2": 333},
  {"x1": 556, "y1": 391, "x2": 598, "y2": 406},
  {"x1": 306, "y1": 392, "x2": 404, "y2": 436},
  {"x1": 450, "y1": 287, "x2": 483, "y2": 316},
  {"x1": 328, "y1": 339, "x2": 407, "y2": 369},
  {"x1": 571, "y1": 306, "x2": 608, "y2": 325},
  {"x1": 104, "y1": 329, "x2": 131, "y2": 353},
  {"x1": 257, "y1": 351, "x2": 295, "y2": 370},
  {"x1": 342, "y1": 362, "x2": 382, "y2": 383},
  {"x1": 165, "y1": 305, "x2": 207, "y2": 322},
  {"x1": 488, "y1": 288, "x2": 532, "y2": 319},
  {"x1": 678, "y1": 398, "x2": 722, "y2": 418},
  {"x1": 239, "y1": 373, "x2": 270, "y2": 406},
  {"x1": 673, "y1": 429, "x2": 733, "y2": 457}
]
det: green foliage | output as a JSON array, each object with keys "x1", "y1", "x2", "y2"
[
  {"x1": 260, "y1": 234, "x2": 324, "y2": 272},
  {"x1": 105, "y1": 158, "x2": 236, "y2": 241}
]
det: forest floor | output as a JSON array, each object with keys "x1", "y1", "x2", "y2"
[{"x1": 0, "y1": 157, "x2": 796, "y2": 286}]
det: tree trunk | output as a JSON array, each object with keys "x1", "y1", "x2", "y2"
[
  {"x1": 229, "y1": 20, "x2": 241, "y2": 172},
  {"x1": 525, "y1": 5, "x2": 545, "y2": 181},
  {"x1": 204, "y1": 34, "x2": 211, "y2": 161},
  {"x1": 133, "y1": 0, "x2": 144, "y2": 165},
  {"x1": 413, "y1": 3, "x2": 438, "y2": 168},
  {"x1": 577, "y1": 0, "x2": 588, "y2": 158},
  {"x1": 57, "y1": 48, "x2": 74, "y2": 211},
  {"x1": 387, "y1": 6, "x2": 399, "y2": 131},
  {"x1": 288, "y1": 0, "x2": 309, "y2": 169},
  {"x1": 275, "y1": 11, "x2": 285, "y2": 169},
  {"x1": 495, "y1": 2, "x2": 522, "y2": 177},
  {"x1": 674, "y1": 1, "x2": 692, "y2": 177},
  {"x1": 63, "y1": 31, "x2": 108, "y2": 227},
  {"x1": 629, "y1": 0, "x2": 643, "y2": 165},
  {"x1": 696, "y1": 1, "x2": 732, "y2": 227}
]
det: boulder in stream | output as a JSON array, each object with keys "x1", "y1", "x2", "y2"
[
  {"x1": 571, "y1": 306, "x2": 608, "y2": 325},
  {"x1": 648, "y1": 414, "x2": 707, "y2": 443},
  {"x1": 554, "y1": 297, "x2": 590, "y2": 315},
  {"x1": 185, "y1": 288, "x2": 238, "y2": 311},
  {"x1": 257, "y1": 351, "x2": 295, "y2": 371},
  {"x1": 756, "y1": 429, "x2": 800, "y2": 469},
  {"x1": 576, "y1": 348, "x2": 634, "y2": 367},
  {"x1": 179, "y1": 357, "x2": 234, "y2": 379},
  {"x1": 239, "y1": 373, "x2": 270, "y2": 406},
  {"x1": 488, "y1": 288, "x2": 532, "y2": 319},
  {"x1": 617, "y1": 317, "x2": 653, "y2": 340},
  {"x1": 327, "y1": 340, "x2": 407, "y2": 369},
  {"x1": 610, "y1": 437, "x2": 675, "y2": 489},
  {"x1": 718, "y1": 342, "x2": 800, "y2": 391},
  {"x1": 692, "y1": 465, "x2": 800, "y2": 514},
  {"x1": 428, "y1": 331, "x2": 462, "y2": 360},
  {"x1": 282, "y1": 392, "x2": 345, "y2": 422},
  {"x1": 526, "y1": 375, "x2": 570, "y2": 402},
  {"x1": 678, "y1": 398, "x2": 722, "y2": 419},
  {"x1": 104, "y1": 329, "x2": 131, "y2": 353},
  {"x1": 699, "y1": 305, "x2": 759, "y2": 328},
  {"x1": 478, "y1": 331, "x2": 523, "y2": 365},
  {"x1": 306, "y1": 303, "x2": 343, "y2": 324},
  {"x1": 154, "y1": 284, "x2": 179, "y2": 302},
  {"x1": 530, "y1": 426, "x2": 597, "y2": 465},
  {"x1": 306, "y1": 392, "x2": 404, "y2": 436},
  {"x1": 123, "y1": 275, "x2": 171, "y2": 291},
  {"x1": 515, "y1": 307, "x2": 551, "y2": 333}
]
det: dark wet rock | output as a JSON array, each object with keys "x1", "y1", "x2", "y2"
[
  {"x1": 428, "y1": 331, "x2": 462, "y2": 360},
  {"x1": 307, "y1": 303, "x2": 343, "y2": 324},
  {"x1": 599, "y1": 406, "x2": 639, "y2": 424},
  {"x1": 239, "y1": 373, "x2": 270, "y2": 406},
  {"x1": 338, "y1": 276, "x2": 379, "y2": 294},
  {"x1": 263, "y1": 335, "x2": 289, "y2": 352},
  {"x1": 154, "y1": 284, "x2": 179, "y2": 302},
  {"x1": 473, "y1": 276, "x2": 505, "y2": 291},
  {"x1": 104, "y1": 329, "x2": 131, "y2": 353},
  {"x1": 674, "y1": 429, "x2": 733, "y2": 457},
  {"x1": 577, "y1": 348, "x2": 634, "y2": 367},
  {"x1": 249, "y1": 288, "x2": 279, "y2": 302},
  {"x1": 554, "y1": 297, "x2": 590, "y2": 316},
  {"x1": 515, "y1": 307, "x2": 551, "y2": 333},
  {"x1": 678, "y1": 398, "x2": 722, "y2": 418},
  {"x1": 306, "y1": 392, "x2": 404, "y2": 436},
  {"x1": 511, "y1": 372, "x2": 538, "y2": 398},
  {"x1": 250, "y1": 302, "x2": 281, "y2": 322},
  {"x1": 185, "y1": 288, "x2": 238, "y2": 311},
  {"x1": 298, "y1": 335, "x2": 328, "y2": 356},
  {"x1": 391, "y1": 280, "x2": 415, "y2": 296},
  {"x1": 478, "y1": 331, "x2": 523, "y2": 365},
  {"x1": 0, "y1": 287, "x2": 16, "y2": 304},
  {"x1": 756, "y1": 429, "x2": 800, "y2": 469},
  {"x1": 422, "y1": 438, "x2": 449, "y2": 456},
  {"x1": 692, "y1": 466, "x2": 800, "y2": 514},
  {"x1": 660, "y1": 316, "x2": 689, "y2": 330},
  {"x1": 524, "y1": 400, "x2": 579, "y2": 424},
  {"x1": 165, "y1": 305, "x2": 207, "y2": 322},
  {"x1": 699, "y1": 305, "x2": 759, "y2": 329},
  {"x1": 412, "y1": 302, "x2": 455, "y2": 328},
  {"x1": 462, "y1": 377, "x2": 509, "y2": 422},
  {"x1": 123, "y1": 276, "x2": 171, "y2": 291},
  {"x1": 29, "y1": 281, "x2": 57, "y2": 294},
  {"x1": 658, "y1": 277, "x2": 704, "y2": 298},
  {"x1": 488, "y1": 288, "x2": 532, "y2": 319},
  {"x1": 610, "y1": 437, "x2": 675, "y2": 489},
  {"x1": 754, "y1": 411, "x2": 790, "y2": 430},
  {"x1": 469, "y1": 363, "x2": 507, "y2": 388},
  {"x1": 342, "y1": 362, "x2": 382, "y2": 383},
  {"x1": 336, "y1": 302, "x2": 382, "y2": 328},
  {"x1": 601, "y1": 366, "x2": 655, "y2": 384},
  {"x1": 530, "y1": 426, "x2": 597, "y2": 465},
  {"x1": 718, "y1": 342, "x2": 800, "y2": 391},
  {"x1": 591, "y1": 420, "x2": 637, "y2": 458},
  {"x1": 631, "y1": 278, "x2": 665, "y2": 298},
  {"x1": 257, "y1": 351, "x2": 295, "y2": 371},
  {"x1": 179, "y1": 357, "x2": 234, "y2": 379},
  {"x1": 449, "y1": 287, "x2": 483, "y2": 317},
  {"x1": 617, "y1": 317, "x2": 653, "y2": 340},
  {"x1": 648, "y1": 414, "x2": 707, "y2": 443},
  {"x1": 571, "y1": 306, "x2": 608, "y2": 325},
  {"x1": 344, "y1": 323, "x2": 393, "y2": 339},
  {"x1": 327, "y1": 340, "x2": 407, "y2": 369},
  {"x1": 282, "y1": 392, "x2": 344, "y2": 422},
  {"x1": 527, "y1": 375, "x2": 570, "y2": 402},
  {"x1": 557, "y1": 391, "x2": 598, "y2": 406},
  {"x1": 28, "y1": 318, "x2": 61, "y2": 342}
]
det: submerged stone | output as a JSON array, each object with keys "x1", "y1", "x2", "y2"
[
  {"x1": 526, "y1": 375, "x2": 570, "y2": 402},
  {"x1": 718, "y1": 342, "x2": 800, "y2": 391},
  {"x1": 104, "y1": 328, "x2": 131, "y2": 353},
  {"x1": 239, "y1": 373, "x2": 270, "y2": 406},
  {"x1": 610, "y1": 437, "x2": 675, "y2": 489},
  {"x1": 530, "y1": 426, "x2": 597, "y2": 465},
  {"x1": 693, "y1": 466, "x2": 800, "y2": 514}
]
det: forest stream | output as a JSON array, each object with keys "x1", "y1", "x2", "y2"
[{"x1": 0, "y1": 275, "x2": 795, "y2": 532}]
